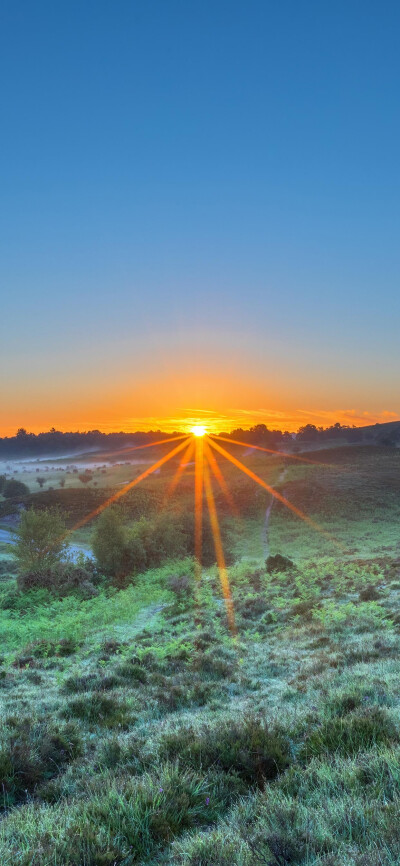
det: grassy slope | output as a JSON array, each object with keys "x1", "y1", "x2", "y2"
[{"x1": 0, "y1": 445, "x2": 399, "y2": 864}]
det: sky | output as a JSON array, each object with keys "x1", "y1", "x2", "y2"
[{"x1": 1, "y1": 0, "x2": 399, "y2": 435}]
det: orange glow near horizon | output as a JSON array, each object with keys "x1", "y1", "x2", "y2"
[{"x1": 2, "y1": 399, "x2": 399, "y2": 439}]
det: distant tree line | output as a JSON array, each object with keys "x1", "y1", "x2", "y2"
[
  {"x1": 218, "y1": 421, "x2": 400, "y2": 448},
  {"x1": 0, "y1": 427, "x2": 181, "y2": 459},
  {"x1": 1, "y1": 420, "x2": 399, "y2": 460}
]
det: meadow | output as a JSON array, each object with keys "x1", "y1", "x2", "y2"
[{"x1": 0, "y1": 441, "x2": 399, "y2": 864}]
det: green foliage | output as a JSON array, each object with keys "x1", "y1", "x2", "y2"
[
  {"x1": 2, "y1": 478, "x2": 29, "y2": 498},
  {"x1": 91, "y1": 506, "x2": 129, "y2": 578},
  {"x1": 0, "y1": 765, "x2": 241, "y2": 865},
  {"x1": 266, "y1": 553, "x2": 295, "y2": 573},
  {"x1": 13, "y1": 507, "x2": 68, "y2": 575},
  {"x1": 62, "y1": 692, "x2": 130, "y2": 727},
  {"x1": 93, "y1": 507, "x2": 188, "y2": 580},
  {"x1": 16, "y1": 560, "x2": 99, "y2": 596},
  {"x1": 0, "y1": 559, "x2": 17, "y2": 577},
  {"x1": 159, "y1": 713, "x2": 292, "y2": 786},
  {"x1": 302, "y1": 707, "x2": 399, "y2": 759},
  {"x1": 0, "y1": 717, "x2": 82, "y2": 809},
  {"x1": 167, "y1": 572, "x2": 195, "y2": 610}
]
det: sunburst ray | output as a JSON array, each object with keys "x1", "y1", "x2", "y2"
[
  {"x1": 164, "y1": 439, "x2": 195, "y2": 500},
  {"x1": 194, "y1": 436, "x2": 204, "y2": 580},
  {"x1": 203, "y1": 459, "x2": 236, "y2": 633},
  {"x1": 70, "y1": 436, "x2": 191, "y2": 532},
  {"x1": 208, "y1": 437, "x2": 343, "y2": 549},
  {"x1": 88, "y1": 434, "x2": 188, "y2": 462},
  {"x1": 204, "y1": 440, "x2": 240, "y2": 518},
  {"x1": 209, "y1": 435, "x2": 338, "y2": 467}
]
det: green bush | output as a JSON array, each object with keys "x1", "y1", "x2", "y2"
[
  {"x1": 167, "y1": 572, "x2": 194, "y2": 607},
  {"x1": 62, "y1": 692, "x2": 130, "y2": 727},
  {"x1": 0, "y1": 559, "x2": 17, "y2": 576},
  {"x1": 92, "y1": 507, "x2": 234, "y2": 580},
  {"x1": 61, "y1": 673, "x2": 119, "y2": 693},
  {"x1": 2, "y1": 764, "x2": 242, "y2": 865},
  {"x1": 172, "y1": 829, "x2": 249, "y2": 865},
  {"x1": 302, "y1": 707, "x2": 398, "y2": 759},
  {"x1": 115, "y1": 660, "x2": 148, "y2": 683},
  {"x1": 266, "y1": 553, "x2": 295, "y2": 574},
  {"x1": 159, "y1": 713, "x2": 292, "y2": 786},
  {"x1": 13, "y1": 507, "x2": 68, "y2": 575},
  {"x1": 92, "y1": 506, "x2": 131, "y2": 579},
  {"x1": 2, "y1": 479, "x2": 29, "y2": 498},
  {"x1": 13, "y1": 637, "x2": 80, "y2": 666},
  {"x1": 0, "y1": 717, "x2": 82, "y2": 809},
  {"x1": 16, "y1": 561, "x2": 99, "y2": 596}
]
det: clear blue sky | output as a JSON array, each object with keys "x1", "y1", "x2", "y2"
[{"x1": 1, "y1": 0, "x2": 399, "y2": 434}]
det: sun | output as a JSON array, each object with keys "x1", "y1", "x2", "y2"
[{"x1": 191, "y1": 425, "x2": 207, "y2": 437}]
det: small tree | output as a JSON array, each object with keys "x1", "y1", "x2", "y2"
[
  {"x1": 3, "y1": 479, "x2": 29, "y2": 499},
  {"x1": 59, "y1": 477, "x2": 66, "y2": 488},
  {"x1": 36, "y1": 476, "x2": 46, "y2": 489},
  {"x1": 78, "y1": 473, "x2": 92, "y2": 485},
  {"x1": 92, "y1": 507, "x2": 130, "y2": 578},
  {"x1": 14, "y1": 507, "x2": 68, "y2": 574}
]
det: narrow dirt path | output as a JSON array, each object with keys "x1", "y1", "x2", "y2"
[{"x1": 263, "y1": 467, "x2": 287, "y2": 559}]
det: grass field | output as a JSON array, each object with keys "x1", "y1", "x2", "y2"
[{"x1": 0, "y1": 443, "x2": 399, "y2": 864}]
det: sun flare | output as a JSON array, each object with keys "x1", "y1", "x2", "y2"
[{"x1": 191, "y1": 425, "x2": 207, "y2": 437}]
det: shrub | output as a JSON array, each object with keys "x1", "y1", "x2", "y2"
[
  {"x1": 266, "y1": 553, "x2": 295, "y2": 574},
  {"x1": 92, "y1": 506, "x2": 130, "y2": 579},
  {"x1": 359, "y1": 585, "x2": 382, "y2": 601},
  {"x1": 159, "y1": 713, "x2": 292, "y2": 786},
  {"x1": 93, "y1": 508, "x2": 189, "y2": 580},
  {"x1": 2, "y1": 478, "x2": 29, "y2": 498},
  {"x1": 0, "y1": 717, "x2": 82, "y2": 808},
  {"x1": 13, "y1": 765, "x2": 243, "y2": 865},
  {"x1": 61, "y1": 673, "x2": 119, "y2": 693},
  {"x1": 172, "y1": 829, "x2": 248, "y2": 865},
  {"x1": 13, "y1": 507, "x2": 68, "y2": 575},
  {"x1": 16, "y1": 561, "x2": 98, "y2": 596},
  {"x1": 115, "y1": 660, "x2": 148, "y2": 684},
  {"x1": 239, "y1": 594, "x2": 268, "y2": 620},
  {"x1": 193, "y1": 646, "x2": 236, "y2": 679},
  {"x1": 62, "y1": 691, "x2": 130, "y2": 726},
  {"x1": 14, "y1": 637, "x2": 80, "y2": 663},
  {"x1": 302, "y1": 707, "x2": 398, "y2": 759},
  {"x1": 167, "y1": 572, "x2": 194, "y2": 606},
  {"x1": 248, "y1": 568, "x2": 264, "y2": 591},
  {"x1": 0, "y1": 558, "x2": 17, "y2": 576}
]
